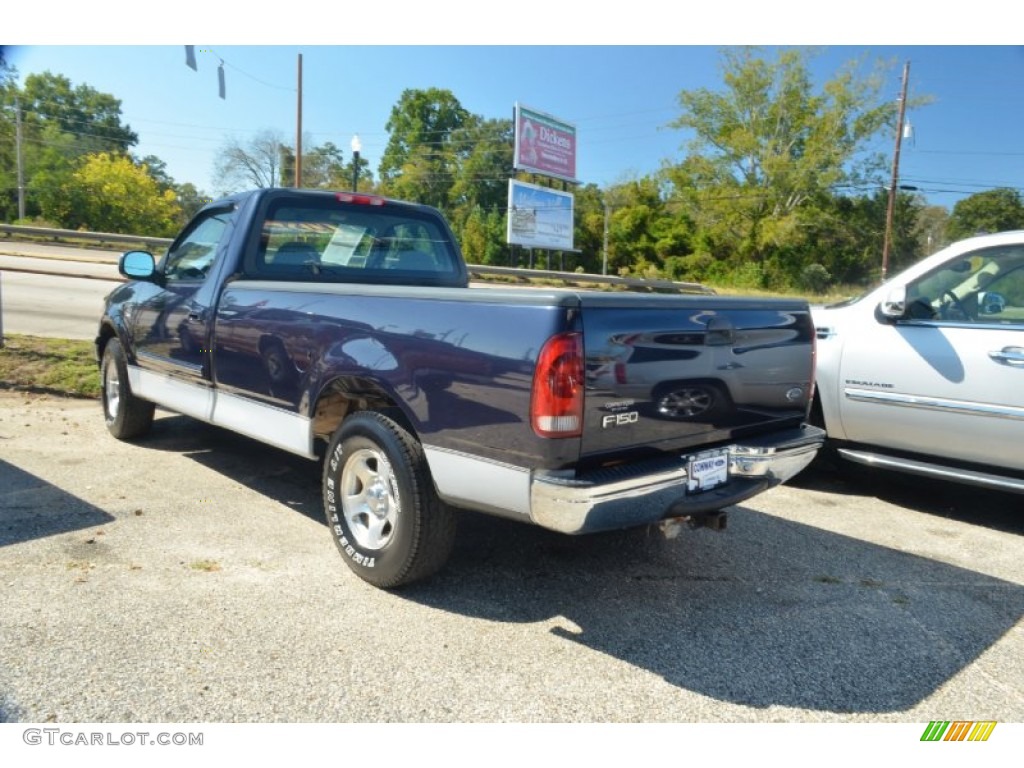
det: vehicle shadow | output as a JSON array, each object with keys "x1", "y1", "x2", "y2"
[
  {"x1": 137, "y1": 412, "x2": 325, "y2": 525},
  {"x1": 128, "y1": 412, "x2": 1024, "y2": 715},
  {"x1": 402, "y1": 508, "x2": 1024, "y2": 714},
  {"x1": 792, "y1": 456, "x2": 1024, "y2": 534},
  {"x1": 0, "y1": 692, "x2": 24, "y2": 723},
  {"x1": 0, "y1": 459, "x2": 116, "y2": 547}
]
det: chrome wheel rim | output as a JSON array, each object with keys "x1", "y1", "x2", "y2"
[
  {"x1": 104, "y1": 359, "x2": 120, "y2": 419},
  {"x1": 340, "y1": 448, "x2": 398, "y2": 550},
  {"x1": 657, "y1": 387, "x2": 712, "y2": 418}
]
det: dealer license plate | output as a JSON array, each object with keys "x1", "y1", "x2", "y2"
[{"x1": 686, "y1": 449, "x2": 729, "y2": 493}]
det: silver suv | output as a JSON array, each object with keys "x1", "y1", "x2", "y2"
[{"x1": 811, "y1": 230, "x2": 1024, "y2": 493}]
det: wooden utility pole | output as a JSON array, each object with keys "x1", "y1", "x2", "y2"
[
  {"x1": 295, "y1": 53, "x2": 303, "y2": 188},
  {"x1": 881, "y1": 61, "x2": 910, "y2": 282},
  {"x1": 602, "y1": 203, "x2": 610, "y2": 275},
  {"x1": 15, "y1": 96, "x2": 25, "y2": 220}
]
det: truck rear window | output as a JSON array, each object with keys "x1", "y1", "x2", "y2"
[{"x1": 245, "y1": 196, "x2": 464, "y2": 286}]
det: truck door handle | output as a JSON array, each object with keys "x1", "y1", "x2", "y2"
[
  {"x1": 188, "y1": 311, "x2": 202, "y2": 322},
  {"x1": 989, "y1": 346, "x2": 1024, "y2": 366}
]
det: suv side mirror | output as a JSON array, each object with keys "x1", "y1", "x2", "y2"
[
  {"x1": 978, "y1": 291, "x2": 1006, "y2": 316},
  {"x1": 879, "y1": 286, "x2": 907, "y2": 319}
]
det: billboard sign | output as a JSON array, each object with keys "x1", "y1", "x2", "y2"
[
  {"x1": 507, "y1": 179, "x2": 574, "y2": 251},
  {"x1": 514, "y1": 104, "x2": 577, "y2": 183}
]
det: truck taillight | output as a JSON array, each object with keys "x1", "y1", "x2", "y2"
[
  {"x1": 335, "y1": 192, "x2": 385, "y2": 206},
  {"x1": 531, "y1": 332, "x2": 584, "y2": 438}
]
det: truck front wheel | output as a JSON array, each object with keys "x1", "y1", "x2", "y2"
[
  {"x1": 322, "y1": 411, "x2": 456, "y2": 588},
  {"x1": 101, "y1": 338, "x2": 155, "y2": 440}
]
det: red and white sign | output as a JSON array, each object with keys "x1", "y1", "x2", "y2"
[{"x1": 514, "y1": 104, "x2": 577, "y2": 183}]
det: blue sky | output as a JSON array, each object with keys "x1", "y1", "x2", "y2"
[{"x1": 5, "y1": 8, "x2": 1023, "y2": 211}]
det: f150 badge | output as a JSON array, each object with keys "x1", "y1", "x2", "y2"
[{"x1": 602, "y1": 411, "x2": 639, "y2": 428}]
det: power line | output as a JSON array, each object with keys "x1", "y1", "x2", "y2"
[{"x1": 207, "y1": 49, "x2": 294, "y2": 93}]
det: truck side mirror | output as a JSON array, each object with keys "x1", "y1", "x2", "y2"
[
  {"x1": 119, "y1": 250, "x2": 157, "y2": 280},
  {"x1": 879, "y1": 286, "x2": 907, "y2": 319}
]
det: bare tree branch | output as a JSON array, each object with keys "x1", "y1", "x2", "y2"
[{"x1": 213, "y1": 129, "x2": 284, "y2": 194}]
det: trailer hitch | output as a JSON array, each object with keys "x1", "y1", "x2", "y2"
[{"x1": 656, "y1": 510, "x2": 728, "y2": 539}]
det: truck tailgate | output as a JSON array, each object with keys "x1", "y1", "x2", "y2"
[{"x1": 580, "y1": 294, "x2": 815, "y2": 465}]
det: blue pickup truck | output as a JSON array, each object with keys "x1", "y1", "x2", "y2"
[{"x1": 97, "y1": 188, "x2": 824, "y2": 587}]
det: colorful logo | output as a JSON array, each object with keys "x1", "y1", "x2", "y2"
[{"x1": 921, "y1": 721, "x2": 997, "y2": 742}]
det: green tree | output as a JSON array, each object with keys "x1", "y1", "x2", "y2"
[
  {"x1": 1, "y1": 69, "x2": 140, "y2": 221},
  {"x1": 378, "y1": 88, "x2": 469, "y2": 207},
  {"x1": 664, "y1": 47, "x2": 896, "y2": 286},
  {"x1": 37, "y1": 152, "x2": 179, "y2": 236},
  {"x1": 573, "y1": 183, "x2": 607, "y2": 274},
  {"x1": 599, "y1": 177, "x2": 695, "y2": 278},
  {"x1": 445, "y1": 116, "x2": 513, "y2": 258},
  {"x1": 135, "y1": 154, "x2": 211, "y2": 226},
  {"x1": 137, "y1": 154, "x2": 174, "y2": 191},
  {"x1": 458, "y1": 205, "x2": 507, "y2": 266},
  {"x1": 449, "y1": 117, "x2": 513, "y2": 214},
  {"x1": 19, "y1": 71, "x2": 138, "y2": 153},
  {"x1": 790, "y1": 188, "x2": 925, "y2": 288},
  {"x1": 172, "y1": 182, "x2": 210, "y2": 223},
  {"x1": 279, "y1": 138, "x2": 370, "y2": 190},
  {"x1": 913, "y1": 203, "x2": 950, "y2": 256},
  {"x1": 302, "y1": 141, "x2": 346, "y2": 188},
  {"x1": 0, "y1": 60, "x2": 20, "y2": 219},
  {"x1": 946, "y1": 188, "x2": 1024, "y2": 240}
]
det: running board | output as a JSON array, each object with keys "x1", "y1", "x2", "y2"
[{"x1": 837, "y1": 448, "x2": 1024, "y2": 494}]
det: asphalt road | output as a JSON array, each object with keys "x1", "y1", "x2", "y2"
[
  {"x1": 0, "y1": 244, "x2": 526, "y2": 342},
  {"x1": 1, "y1": 392, "x2": 1021, "y2": 723},
  {"x1": 0, "y1": 245, "x2": 121, "y2": 340}
]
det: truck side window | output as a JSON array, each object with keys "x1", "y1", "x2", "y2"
[{"x1": 162, "y1": 209, "x2": 234, "y2": 283}]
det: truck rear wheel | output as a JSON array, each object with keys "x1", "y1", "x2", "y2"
[
  {"x1": 101, "y1": 338, "x2": 155, "y2": 440},
  {"x1": 322, "y1": 411, "x2": 456, "y2": 588}
]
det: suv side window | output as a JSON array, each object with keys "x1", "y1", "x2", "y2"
[
  {"x1": 162, "y1": 208, "x2": 234, "y2": 282},
  {"x1": 904, "y1": 245, "x2": 1024, "y2": 325}
]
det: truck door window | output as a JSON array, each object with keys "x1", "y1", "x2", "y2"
[{"x1": 162, "y1": 209, "x2": 234, "y2": 282}]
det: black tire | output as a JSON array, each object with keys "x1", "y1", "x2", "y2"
[
  {"x1": 100, "y1": 338, "x2": 155, "y2": 440},
  {"x1": 322, "y1": 411, "x2": 456, "y2": 588}
]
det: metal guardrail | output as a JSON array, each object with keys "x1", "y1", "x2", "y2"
[
  {"x1": 0, "y1": 223, "x2": 173, "y2": 251},
  {"x1": 0, "y1": 224, "x2": 715, "y2": 295},
  {"x1": 465, "y1": 264, "x2": 714, "y2": 294},
  {"x1": 0, "y1": 265, "x2": 125, "y2": 282}
]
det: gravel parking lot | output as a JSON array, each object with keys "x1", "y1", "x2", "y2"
[{"x1": 1, "y1": 392, "x2": 1022, "y2": 723}]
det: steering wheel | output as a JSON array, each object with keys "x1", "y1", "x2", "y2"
[{"x1": 940, "y1": 290, "x2": 971, "y2": 321}]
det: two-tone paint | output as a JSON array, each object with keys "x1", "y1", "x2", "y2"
[{"x1": 99, "y1": 189, "x2": 824, "y2": 534}]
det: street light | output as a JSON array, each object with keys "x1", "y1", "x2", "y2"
[{"x1": 350, "y1": 134, "x2": 361, "y2": 192}]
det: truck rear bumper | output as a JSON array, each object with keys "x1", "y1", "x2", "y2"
[{"x1": 529, "y1": 425, "x2": 825, "y2": 534}]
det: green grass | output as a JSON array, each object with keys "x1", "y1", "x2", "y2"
[{"x1": 0, "y1": 334, "x2": 100, "y2": 398}]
